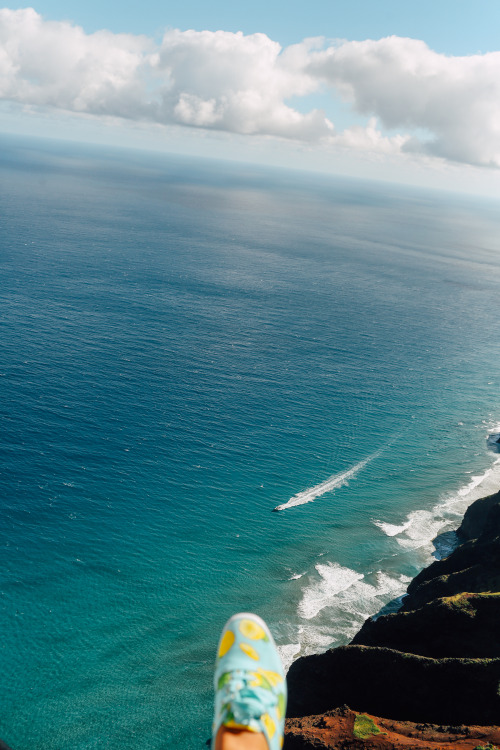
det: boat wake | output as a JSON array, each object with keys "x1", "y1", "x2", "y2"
[
  {"x1": 274, "y1": 452, "x2": 379, "y2": 512},
  {"x1": 276, "y1": 428, "x2": 500, "y2": 672}
]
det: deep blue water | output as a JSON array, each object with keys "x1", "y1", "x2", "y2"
[{"x1": 1, "y1": 135, "x2": 500, "y2": 749}]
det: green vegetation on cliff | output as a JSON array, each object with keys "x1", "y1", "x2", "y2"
[
  {"x1": 287, "y1": 490, "x2": 500, "y2": 726},
  {"x1": 353, "y1": 714, "x2": 385, "y2": 739}
]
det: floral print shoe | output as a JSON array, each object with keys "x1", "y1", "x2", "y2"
[{"x1": 213, "y1": 613, "x2": 287, "y2": 750}]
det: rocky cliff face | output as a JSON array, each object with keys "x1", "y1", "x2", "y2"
[
  {"x1": 399, "y1": 490, "x2": 500, "y2": 611},
  {"x1": 285, "y1": 490, "x2": 500, "y2": 748}
]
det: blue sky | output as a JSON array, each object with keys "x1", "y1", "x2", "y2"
[
  {"x1": 6, "y1": 0, "x2": 500, "y2": 53},
  {"x1": 1, "y1": 1, "x2": 500, "y2": 195}
]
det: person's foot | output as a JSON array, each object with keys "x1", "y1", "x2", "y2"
[{"x1": 212, "y1": 613, "x2": 287, "y2": 750}]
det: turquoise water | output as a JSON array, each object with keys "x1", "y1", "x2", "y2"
[{"x1": 1, "y1": 135, "x2": 500, "y2": 749}]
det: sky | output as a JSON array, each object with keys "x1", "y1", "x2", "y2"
[{"x1": 2, "y1": 0, "x2": 500, "y2": 195}]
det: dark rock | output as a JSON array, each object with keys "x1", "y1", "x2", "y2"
[
  {"x1": 457, "y1": 490, "x2": 500, "y2": 541},
  {"x1": 401, "y1": 561, "x2": 500, "y2": 611},
  {"x1": 402, "y1": 536, "x2": 500, "y2": 611},
  {"x1": 286, "y1": 490, "x2": 500, "y2": 730},
  {"x1": 352, "y1": 593, "x2": 500, "y2": 658},
  {"x1": 286, "y1": 645, "x2": 500, "y2": 725}
]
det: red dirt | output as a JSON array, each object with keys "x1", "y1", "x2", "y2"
[{"x1": 285, "y1": 706, "x2": 500, "y2": 749}]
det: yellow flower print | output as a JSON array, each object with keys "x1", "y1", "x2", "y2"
[
  {"x1": 239, "y1": 642, "x2": 260, "y2": 660},
  {"x1": 218, "y1": 630, "x2": 235, "y2": 658},
  {"x1": 262, "y1": 713, "x2": 276, "y2": 738},
  {"x1": 257, "y1": 668, "x2": 283, "y2": 687},
  {"x1": 239, "y1": 619, "x2": 269, "y2": 641},
  {"x1": 248, "y1": 671, "x2": 273, "y2": 690}
]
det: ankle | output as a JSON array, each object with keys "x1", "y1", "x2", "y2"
[{"x1": 215, "y1": 726, "x2": 268, "y2": 750}]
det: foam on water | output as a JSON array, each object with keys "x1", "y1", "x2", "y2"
[
  {"x1": 280, "y1": 563, "x2": 412, "y2": 664},
  {"x1": 278, "y1": 624, "x2": 345, "y2": 672},
  {"x1": 299, "y1": 565, "x2": 411, "y2": 624},
  {"x1": 298, "y1": 563, "x2": 365, "y2": 620},
  {"x1": 274, "y1": 453, "x2": 378, "y2": 512},
  {"x1": 280, "y1": 443, "x2": 500, "y2": 671},
  {"x1": 277, "y1": 643, "x2": 301, "y2": 673},
  {"x1": 374, "y1": 456, "x2": 500, "y2": 561},
  {"x1": 374, "y1": 519, "x2": 412, "y2": 537}
]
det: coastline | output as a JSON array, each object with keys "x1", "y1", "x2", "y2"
[
  {"x1": 279, "y1": 450, "x2": 500, "y2": 672},
  {"x1": 284, "y1": 488, "x2": 500, "y2": 747}
]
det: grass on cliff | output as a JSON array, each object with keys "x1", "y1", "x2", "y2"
[
  {"x1": 443, "y1": 591, "x2": 500, "y2": 614},
  {"x1": 353, "y1": 714, "x2": 386, "y2": 739}
]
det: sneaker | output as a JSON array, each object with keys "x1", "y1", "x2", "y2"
[{"x1": 212, "y1": 613, "x2": 287, "y2": 750}]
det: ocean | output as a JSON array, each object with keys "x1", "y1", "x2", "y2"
[{"x1": 1, "y1": 134, "x2": 499, "y2": 749}]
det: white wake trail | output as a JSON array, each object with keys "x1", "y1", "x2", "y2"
[{"x1": 274, "y1": 453, "x2": 378, "y2": 512}]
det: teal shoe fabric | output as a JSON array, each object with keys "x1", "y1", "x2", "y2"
[{"x1": 212, "y1": 613, "x2": 287, "y2": 750}]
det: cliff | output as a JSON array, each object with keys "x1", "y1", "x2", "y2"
[
  {"x1": 286, "y1": 706, "x2": 500, "y2": 749},
  {"x1": 285, "y1": 489, "x2": 500, "y2": 748}
]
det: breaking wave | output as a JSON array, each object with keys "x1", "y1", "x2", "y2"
[
  {"x1": 374, "y1": 457, "x2": 500, "y2": 558},
  {"x1": 277, "y1": 563, "x2": 411, "y2": 670},
  {"x1": 277, "y1": 432, "x2": 500, "y2": 673}
]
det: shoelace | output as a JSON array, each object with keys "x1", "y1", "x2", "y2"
[{"x1": 219, "y1": 672, "x2": 277, "y2": 726}]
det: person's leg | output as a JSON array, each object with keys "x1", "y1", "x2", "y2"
[
  {"x1": 212, "y1": 613, "x2": 287, "y2": 750},
  {"x1": 215, "y1": 726, "x2": 268, "y2": 750}
]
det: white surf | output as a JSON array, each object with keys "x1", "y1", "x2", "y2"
[{"x1": 374, "y1": 456, "x2": 500, "y2": 560}]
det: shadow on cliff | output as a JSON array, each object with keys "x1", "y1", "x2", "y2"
[{"x1": 286, "y1": 490, "x2": 500, "y2": 728}]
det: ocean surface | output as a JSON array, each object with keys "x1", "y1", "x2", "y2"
[{"x1": 1, "y1": 135, "x2": 500, "y2": 749}]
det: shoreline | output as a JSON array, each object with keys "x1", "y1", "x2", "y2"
[
  {"x1": 279, "y1": 450, "x2": 500, "y2": 672},
  {"x1": 284, "y1": 486, "x2": 500, "y2": 746}
]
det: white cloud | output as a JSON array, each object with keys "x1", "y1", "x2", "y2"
[
  {"x1": 0, "y1": 8, "x2": 153, "y2": 118},
  {"x1": 1, "y1": 10, "x2": 500, "y2": 167},
  {"x1": 154, "y1": 29, "x2": 333, "y2": 139},
  {"x1": 0, "y1": 9, "x2": 333, "y2": 140},
  {"x1": 330, "y1": 116, "x2": 409, "y2": 153},
  {"x1": 308, "y1": 36, "x2": 500, "y2": 167}
]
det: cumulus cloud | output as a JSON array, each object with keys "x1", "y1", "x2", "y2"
[
  {"x1": 0, "y1": 8, "x2": 153, "y2": 118},
  {"x1": 154, "y1": 29, "x2": 333, "y2": 139},
  {"x1": 308, "y1": 36, "x2": 500, "y2": 167},
  {"x1": 1, "y1": 9, "x2": 500, "y2": 166},
  {"x1": 0, "y1": 8, "x2": 333, "y2": 140}
]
